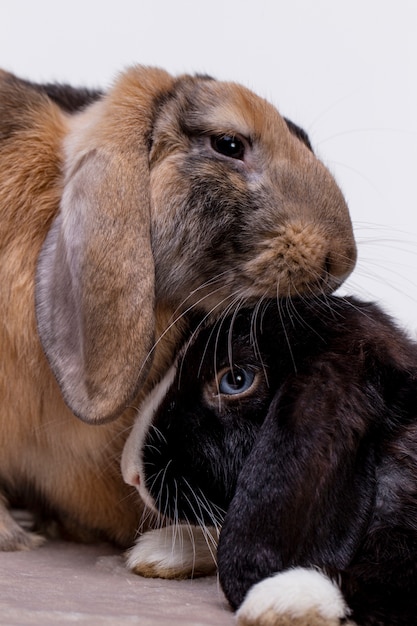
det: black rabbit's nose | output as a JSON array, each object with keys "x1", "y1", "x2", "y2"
[{"x1": 126, "y1": 472, "x2": 140, "y2": 488}]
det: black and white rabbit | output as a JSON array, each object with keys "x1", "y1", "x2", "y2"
[{"x1": 122, "y1": 295, "x2": 417, "y2": 626}]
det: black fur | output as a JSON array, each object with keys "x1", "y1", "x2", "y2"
[
  {"x1": 140, "y1": 295, "x2": 417, "y2": 625},
  {"x1": 284, "y1": 117, "x2": 313, "y2": 150},
  {"x1": 19, "y1": 78, "x2": 102, "y2": 112}
]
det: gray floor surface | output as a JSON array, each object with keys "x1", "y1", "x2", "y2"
[{"x1": 0, "y1": 539, "x2": 235, "y2": 626}]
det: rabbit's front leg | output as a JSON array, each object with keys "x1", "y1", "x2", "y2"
[
  {"x1": 236, "y1": 568, "x2": 357, "y2": 626},
  {"x1": 0, "y1": 494, "x2": 44, "y2": 551},
  {"x1": 126, "y1": 524, "x2": 217, "y2": 579}
]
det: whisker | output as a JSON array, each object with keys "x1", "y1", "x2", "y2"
[
  {"x1": 149, "y1": 424, "x2": 168, "y2": 446},
  {"x1": 170, "y1": 269, "x2": 236, "y2": 317},
  {"x1": 248, "y1": 296, "x2": 269, "y2": 386},
  {"x1": 136, "y1": 275, "x2": 238, "y2": 383},
  {"x1": 275, "y1": 280, "x2": 297, "y2": 373},
  {"x1": 175, "y1": 290, "x2": 245, "y2": 390},
  {"x1": 318, "y1": 126, "x2": 417, "y2": 146}
]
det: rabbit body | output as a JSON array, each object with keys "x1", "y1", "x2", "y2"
[
  {"x1": 0, "y1": 66, "x2": 355, "y2": 550},
  {"x1": 0, "y1": 71, "x2": 146, "y2": 548},
  {"x1": 122, "y1": 296, "x2": 417, "y2": 625}
]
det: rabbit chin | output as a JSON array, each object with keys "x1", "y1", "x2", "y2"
[{"x1": 121, "y1": 363, "x2": 178, "y2": 512}]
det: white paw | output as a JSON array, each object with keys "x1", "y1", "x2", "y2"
[
  {"x1": 126, "y1": 524, "x2": 218, "y2": 579},
  {"x1": 236, "y1": 568, "x2": 350, "y2": 626}
]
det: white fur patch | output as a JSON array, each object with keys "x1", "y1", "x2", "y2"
[
  {"x1": 126, "y1": 524, "x2": 217, "y2": 579},
  {"x1": 121, "y1": 363, "x2": 177, "y2": 509},
  {"x1": 236, "y1": 568, "x2": 349, "y2": 623}
]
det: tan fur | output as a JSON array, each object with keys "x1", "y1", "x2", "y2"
[
  {"x1": 35, "y1": 67, "x2": 178, "y2": 423},
  {"x1": 0, "y1": 66, "x2": 356, "y2": 552},
  {"x1": 129, "y1": 562, "x2": 214, "y2": 580},
  {"x1": 237, "y1": 609, "x2": 353, "y2": 626},
  {"x1": 0, "y1": 71, "x2": 179, "y2": 547}
]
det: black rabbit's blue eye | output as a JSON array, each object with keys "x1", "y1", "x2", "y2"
[
  {"x1": 210, "y1": 134, "x2": 245, "y2": 160},
  {"x1": 219, "y1": 368, "x2": 255, "y2": 395}
]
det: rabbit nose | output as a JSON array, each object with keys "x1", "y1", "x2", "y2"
[
  {"x1": 131, "y1": 473, "x2": 141, "y2": 487},
  {"x1": 124, "y1": 471, "x2": 141, "y2": 488},
  {"x1": 242, "y1": 220, "x2": 356, "y2": 297},
  {"x1": 324, "y1": 245, "x2": 357, "y2": 286}
]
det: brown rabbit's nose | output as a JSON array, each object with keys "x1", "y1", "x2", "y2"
[
  {"x1": 324, "y1": 246, "x2": 357, "y2": 286},
  {"x1": 242, "y1": 221, "x2": 356, "y2": 297}
]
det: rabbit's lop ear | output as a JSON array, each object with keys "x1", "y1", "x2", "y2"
[
  {"x1": 35, "y1": 66, "x2": 175, "y2": 423},
  {"x1": 217, "y1": 378, "x2": 376, "y2": 611}
]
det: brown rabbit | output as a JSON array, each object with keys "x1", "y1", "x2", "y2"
[{"x1": 0, "y1": 65, "x2": 356, "y2": 552}]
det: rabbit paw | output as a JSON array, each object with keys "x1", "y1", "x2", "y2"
[
  {"x1": 0, "y1": 507, "x2": 45, "y2": 551},
  {"x1": 126, "y1": 524, "x2": 218, "y2": 579},
  {"x1": 0, "y1": 527, "x2": 45, "y2": 551},
  {"x1": 236, "y1": 568, "x2": 355, "y2": 626}
]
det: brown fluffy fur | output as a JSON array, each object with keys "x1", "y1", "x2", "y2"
[
  {"x1": 0, "y1": 69, "x2": 178, "y2": 548},
  {"x1": 0, "y1": 66, "x2": 356, "y2": 550}
]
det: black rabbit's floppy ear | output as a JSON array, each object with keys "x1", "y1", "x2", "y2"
[
  {"x1": 35, "y1": 66, "x2": 175, "y2": 423},
  {"x1": 217, "y1": 377, "x2": 376, "y2": 610}
]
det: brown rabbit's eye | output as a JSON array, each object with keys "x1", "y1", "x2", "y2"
[{"x1": 210, "y1": 134, "x2": 245, "y2": 160}]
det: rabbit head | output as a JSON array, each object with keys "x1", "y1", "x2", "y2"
[
  {"x1": 121, "y1": 299, "x2": 304, "y2": 525},
  {"x1": 122, "y1": 294, "x2": 417, "y2": 616},
  {"x1": 34, "y1": 66, "x2": 356, "y2": 424},
  {"x1": 147, "y1": 77, "x2": 356, "y2": 309}
]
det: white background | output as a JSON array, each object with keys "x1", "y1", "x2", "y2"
[{"x1": 2, "y1": 0, "x2": 417, "y2": 331}]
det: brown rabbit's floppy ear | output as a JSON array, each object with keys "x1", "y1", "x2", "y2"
[
  {"x1": 217, "y1": 379, "x2": 376, "y2": 610},
  {"x1": 35, "y1": 66, "x2": 175, "y2": 423}
]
